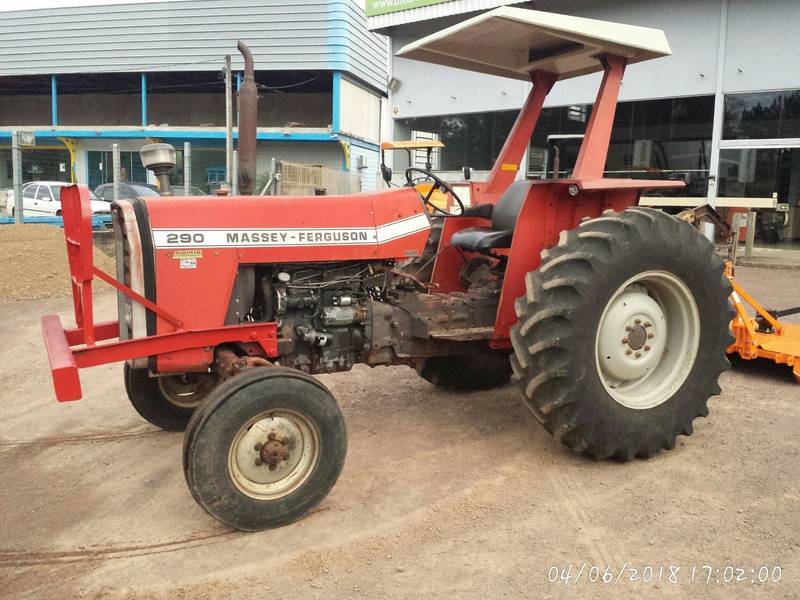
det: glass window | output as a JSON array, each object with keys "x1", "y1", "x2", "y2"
[
  {"x1": 22, "y1": 184, "x2": 38, "y2": 199},
  {"x1": 36, "y1": 185, "x2": 52, "y2": 201},
  {"x1": 717, "y1": 148, "x2": 791, "y2": 199},
  {"x1": 394, "y1": 111, "x2": 518, "y2": 172},
  {"x1": 394, "y1": 95, "x2": 714, "y2": 195},
  {"x1": 87, "y1": 150, "x2": 148, "y2": 189},
  {"x1": 724, "y1": 89, "x2": 800, "y2": 139}
]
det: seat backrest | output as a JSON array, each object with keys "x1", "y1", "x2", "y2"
[{"x1": 491, "y1": 180, "x2": 535, "y2": 231}]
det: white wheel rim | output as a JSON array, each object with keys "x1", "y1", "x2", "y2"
[
  {"x1": 595, "y1": 270, "x2": 700, "y2": 410},
  {"x1": 227, "y1": 410, "x2": 320, "y2": 500},
  {"x1": 158, "y1": 373, "x2": 217, "y2": 409}
]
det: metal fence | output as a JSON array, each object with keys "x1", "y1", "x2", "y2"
[{"x1": 276, "y1": 161, "x2": 361, "y2": 196}]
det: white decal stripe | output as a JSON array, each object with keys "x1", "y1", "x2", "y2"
[
  {"x1": 375, "y1": 213, "x2": 431, "y2": 243},
  {"x1": 152, "y1": 213, "x2": 431, "y2": 249}
]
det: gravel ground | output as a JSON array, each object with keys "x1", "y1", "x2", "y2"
[
  {"x1": 0, "y1": 266, "x2": 798, "y2": 599},
  {"x1": 0, "y1": 225, "x2": 115, "y2": 300}
]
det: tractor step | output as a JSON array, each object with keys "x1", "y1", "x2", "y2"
[{"x1": 428, "y1": 326, "x2": 494, "y2": 341}]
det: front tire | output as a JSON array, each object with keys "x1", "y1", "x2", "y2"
[
  {"x1": 183, "y1": 367, "x2": 347, "y2": 531},
  {"x1": 124, "y1": 364, "x2": 218, "y2": 431},
  {"x1": 510, "y1": 208, "x2": 732, "y2": 460}
]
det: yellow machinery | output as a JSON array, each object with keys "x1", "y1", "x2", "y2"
[
  {"x1": 726, "y1": 263, "x2": 800, "y2": 384},
  {"x1": 379, "y1": 140, "x2": 452, "y2": 214}
]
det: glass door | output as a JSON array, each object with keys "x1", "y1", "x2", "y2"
[{"x1": 717, "y1": 147, "x2": 800, "y2": 249}]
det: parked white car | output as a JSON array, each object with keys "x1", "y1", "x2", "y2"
[{"x1": 5, "y1": 181, "x2": 110, "y2": 217}]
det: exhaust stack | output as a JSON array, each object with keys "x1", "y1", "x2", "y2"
[{"x1": 237, "y1": 40, "x2": 257, "y2": 195}]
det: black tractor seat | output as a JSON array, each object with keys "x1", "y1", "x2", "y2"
[{"x1": 450, "y1": 180, "x2": 534, "y2": 252}]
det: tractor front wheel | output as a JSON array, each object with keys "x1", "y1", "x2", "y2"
[
  {"x1": 124, "y1": 364, "x2": 218, "y2": 431},
  {"x1": 183, "y1": 367, "x2": 347, "y2": 531},
  {"x1": 510, "y1": 208, "x2": 732, "y2": 460}
]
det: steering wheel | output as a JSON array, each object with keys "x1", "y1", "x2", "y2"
[{"x1": 404, "y1": 167, "x2": 465, "y2": 217}]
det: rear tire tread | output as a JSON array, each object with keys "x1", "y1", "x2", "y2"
[{"x1": 510, "y1": 207, "x2": 733, "y2": 461}]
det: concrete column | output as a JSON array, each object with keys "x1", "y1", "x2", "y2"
[
  {"x1": 704, "y1": 0, "x2": 729, "y2": 242},
  {"x1": 12, "y1": 132, "x2": 22, "y2": 225},
  {"x1": 112, "y1": 143, "x2": 121, "y2": 202},
  {"x1": 184, "y1": 142, "x2": 192, "y2": 195}
]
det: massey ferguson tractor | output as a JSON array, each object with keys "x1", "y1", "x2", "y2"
[{"x1": 42, "y1": 8, "x2": 732, "y2": 531}]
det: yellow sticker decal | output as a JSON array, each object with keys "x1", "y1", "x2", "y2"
[
  {"x1": 172, "y1": 249, "x2": 203, "y2": 259},
  {"x1": 500, "y1": 163, "x2": 518, "y2": 171}
]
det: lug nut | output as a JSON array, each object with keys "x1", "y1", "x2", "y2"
[
  {"x1": 634, "y1": 319, "x2": 641, "y2": 325},
  {"x1": 267, "y1": 432, "x2": 276, "y2": 441},
  {"x1": 255, "y1": 458, "x2": 263, "y2": 466},
  {"x1": 635, "y1": 351, "x2": 641, "y2": 358},
  {"x1": 648, "y1": 333, "x2": 654, "y2": 339},
  {"x1": 622, "y1": 338, "x2": 628, "y2": 344},
  {"x1": 268, "y1": 463, "x2": 277, "y2": 471},
  {"x1": 644, "y1": 345, "x2": 651, "y2": 351},
  {"x1": 626, "y1": 350, "x2": 632, "y2": 356},
  {"x1": 625, "y1": 326, "x2": 632, "y2": 332},
  {"x1": 254, "y1": 442, "x2": 263, "y2": 451},
  {"x1": 644, "y1": 322, "x2": 652, "y2": 327}
]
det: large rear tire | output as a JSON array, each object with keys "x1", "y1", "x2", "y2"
[
  {"x1": 417, "y1": 352, "x2": 512, "y2": 391},
  {"x1": 124, "y1": 364, "x2": 218, "y2": 431},
  {"x1": 183, "y1": 367, "x2": 347, "y2": 531},
  {"x1": 510, "y1": 208, "x2": 732, "y2": 460}
]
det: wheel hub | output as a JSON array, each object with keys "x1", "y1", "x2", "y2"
[
  {"x1": 625, "y1": 323, "x2": 648, "y2": 351},
  {"x1": 228, "y1": 410, "x2": 319, "y2": 499},
  {"x1": 597, "y1": 287, "x2": 666, "y2": 384},
  {"x1": 595, "y1": 271, "x2": 700, "y2": 410},
  {"x1": 256, "y1": 433, "x2": 291, "y2": 470}
]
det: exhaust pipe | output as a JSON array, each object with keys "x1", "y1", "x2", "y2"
[{"x1": 237, "y1": 41, "x2": 257, "y2": 195}]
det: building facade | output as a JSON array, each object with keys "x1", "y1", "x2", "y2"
[
  {"x1": 0, "y1": 0, "x2": 387, "y2": 193},
  {"x1": 369, "y1": 0, "x2": 800, "y2": 248}
]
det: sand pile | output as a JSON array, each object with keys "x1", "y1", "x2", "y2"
[{"x1": 0, "y1": 225, "x2": 116, "y2": 300}]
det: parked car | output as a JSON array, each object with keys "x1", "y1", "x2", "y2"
[
  {"x1": 5, "y1": 181, "x2": 110, "y2": 217},
  {"x1": 168, "y1": 185, "x2": 209, "y2": 196},
  {"x1": 93, "y1": 182, "x2": 160, "y2": 201}
]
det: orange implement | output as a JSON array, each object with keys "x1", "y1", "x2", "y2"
[{"x1": 726, "y1": 264, "x2": 800, "y2": 384}]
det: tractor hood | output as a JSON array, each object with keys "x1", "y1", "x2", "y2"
[{"x1": 396, "y1": 6, "x2": 671, "y2": 81}]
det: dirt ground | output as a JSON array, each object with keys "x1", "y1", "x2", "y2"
[
  {"x1": 0, "y1": 266, "x2": 798, "y2": 599},
  {"x1": 0, "y1": 225, "x2": 114, "y2": 300}
]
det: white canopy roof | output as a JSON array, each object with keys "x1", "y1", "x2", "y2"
[{"x1": 396, "y1": 7, "x2": 671, "y2": 81}]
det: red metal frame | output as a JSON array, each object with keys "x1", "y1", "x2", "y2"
[
  {"x1": 484, "y1": 70, "x2": 558, "y2": 198},
  {"x1": 454, "y1": 55, "x2": 684, "y2": 345},
  {"x1": 42, "y1": 185, "x2": 280, "y2": 402}
]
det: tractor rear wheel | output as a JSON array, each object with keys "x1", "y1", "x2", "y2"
[
  {"x1": 510, "y1": 207, "x2": 732, "y2": 460},
  {"x1": 417, "y1": 352, "x2": 512, "y2": 391},
  {"x1": 183, "y1": 367, "x2": 347, "y2": 531},
  {"x1": 124, "y1": 364, "x2": 218, "y2": 431}
]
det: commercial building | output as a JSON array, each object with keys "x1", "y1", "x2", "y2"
[
  {"x1": 368, "y1": 0, "x2": 800, "y2": 248},
  {"x1": 0, "y1": 0, "x2": 387, "y2": 194}
]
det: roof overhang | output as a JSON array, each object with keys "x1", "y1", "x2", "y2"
[{"x1": 396, "y1": 7, "x2": 671, "y2": 81}]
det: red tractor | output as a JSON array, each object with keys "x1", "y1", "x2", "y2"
[{"x1": 43, "y1": 8, "x2": 731, "y2": 531}]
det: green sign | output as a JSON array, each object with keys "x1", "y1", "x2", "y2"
[{"x1": 365, "y1": 0, "x2": 451, "y2": 18}]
